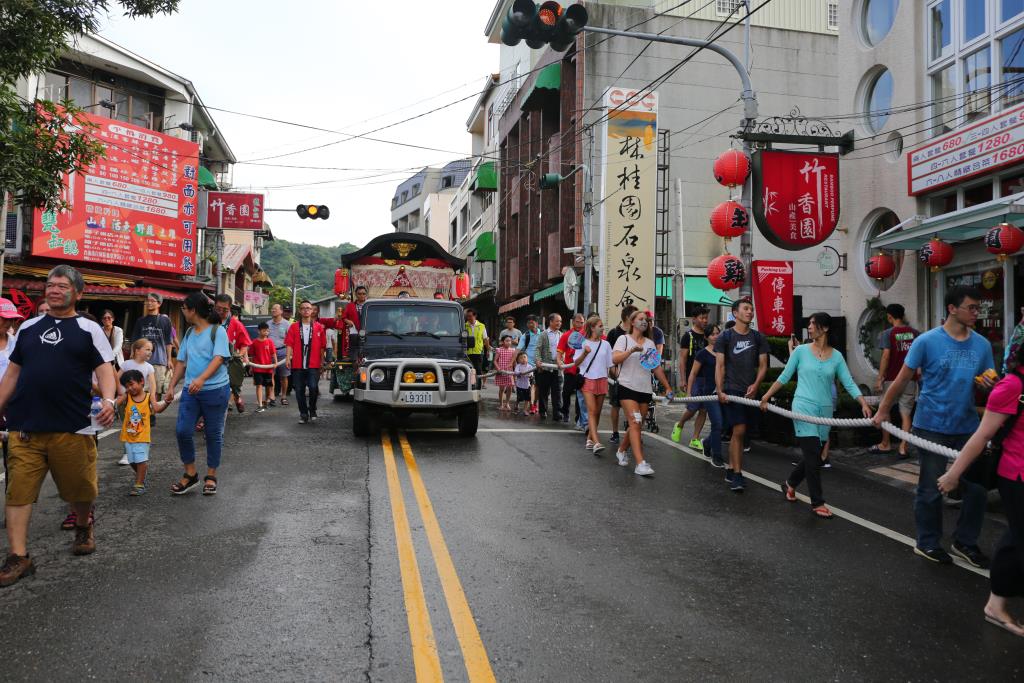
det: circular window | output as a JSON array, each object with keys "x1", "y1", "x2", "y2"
[
  {"x1": 859, "y1": 209, "x2": 904, "y2": 292},
  {"x1": 886, "y1": 131, "x2": 904, "y2": 162},
  {"x1": 861, "y1": 0, "x2": 899, "y2": 46},
  {"x1": 864, "y1": 68, "x2": 894, "y2": 133},
  {"x1": 857, "y1": 303, "x2": 888, "y2": 371}
]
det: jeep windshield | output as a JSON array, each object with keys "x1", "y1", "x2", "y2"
[{"x1": 363, "y1": 304, "x2": 463, "y2": 338}]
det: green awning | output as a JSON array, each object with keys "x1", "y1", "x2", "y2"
[
  {"x1": 474, "y1": 231, "x2": 496, "y2": 262},
  {"x1": 533, "y1": 281, "x2": 564, "y2": 303},
  {"x1": 655, "y1": 276, "x2": 733, "y2": 306},
  {"x1": 198, "y1": 166, "x2": 218, "y2": 190},
  {"x1": 522, "y1": 63, "x2": 561, "y2": 111},
  {"x1": 869, "y1": 191, "x2": 1024, "y2": 250},
  {"x1": 471, "y1": 161, "x2": 498, "y2": 193}
]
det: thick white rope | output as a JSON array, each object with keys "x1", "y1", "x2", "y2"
[{"x1": 244, "y1": 358, "x2": 286, "y2": 370}]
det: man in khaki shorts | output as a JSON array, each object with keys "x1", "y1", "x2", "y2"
[
  {"x1": 0, "y1": 265, "x2": 115, "y2": 587},
  {"x1": 870, "y1": 303, "x2": 919, "y2": 458}
]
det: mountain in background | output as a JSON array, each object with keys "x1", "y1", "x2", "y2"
[{"x1": 260, "y1": 238, "x2": 360, "y2": 304}]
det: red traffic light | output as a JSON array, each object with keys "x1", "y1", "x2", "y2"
[{"x1": 501, "y1": 2, "x2": 587, "y2": 52}]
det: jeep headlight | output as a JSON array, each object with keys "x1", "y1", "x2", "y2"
[
  {"x1": 369, "y1": 368, "x2": 386, "y2": 384},
  {"x1": 402, "y1": 371, "x2": 417, "y2": 384},
  {"x1": 451, "y1": 368, "x2": 467, "y2": 384},
  {"x1": 423, "y1": 371, "x2": 437, "y2": 384}
]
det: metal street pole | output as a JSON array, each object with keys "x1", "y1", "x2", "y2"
[{"x1": 583, "y1": 127, "x2": 595, "y2": 315}]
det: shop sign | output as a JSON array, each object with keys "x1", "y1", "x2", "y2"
[
  {"x1": 598, "y1": 87, "x2": 658, "y2": 327},
  {"x1": 751, "y1": 150, "x2": 840, "y2": 250},
  {"x1": 907, "y1": 102, "x2": 1024, "y2": 195},
  {"x1": 32, "y1": 112, "x2": 199, "y2": 275},
  {"x1": 751, "y1": 260, "x2": 794, "y2": 336},
  {"x1": 244, "y1": 290, "x2": 268, "y2": 305},
  {"x1": 206, "y1": 192, "x2": 264, "y2": 230}
]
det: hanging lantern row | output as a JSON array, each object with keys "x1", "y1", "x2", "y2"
[
  {"x1": 454, "y1": 271, "x2": 471, "y2": 299},
  {"x1": 710, "y1": 200, "x2": 749, "y2": 240},
  {"x1": 333, "y1": 268, "x2": 350, "y2": 296},
  {"x1": 707, "y1": 253, "x2": 745, "y2": 291},
  {"x1": 713, "y1": 149, "x2": 750, "y2": 188},
  {"x1": 918, "y1": 237, "x2": 954, "y2": 272},
  {"x1": 865, "y1": 254, "x2": 896, "y2": 280},
  {"x1": 985, "y1": 222, "x2": 1024, "y2": 261}
]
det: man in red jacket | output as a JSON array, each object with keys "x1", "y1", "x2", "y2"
[{"x1": 285, "y1": 300, "x2": 328, "y2": 424}]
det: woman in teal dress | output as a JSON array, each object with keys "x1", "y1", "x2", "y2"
[{"x1": 760, "y1": 312, "x2": 873, "y2": 518}]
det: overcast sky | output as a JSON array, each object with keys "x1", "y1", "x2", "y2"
[{"x1": 100, "y1": 0, "x2": 498, "y2": 248}]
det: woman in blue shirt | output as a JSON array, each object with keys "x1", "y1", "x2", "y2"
[
  {"x1": 760, "y1": 312, "x2": 873, "y2": 518},
  {"x1": 164, "y1": 292, "x2": 232, "y2": 496}
]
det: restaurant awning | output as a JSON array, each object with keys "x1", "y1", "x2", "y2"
[
  {"x1": 198, "y1": 166, "x2": 218, "y2": 190},
  {"x1": 498, "y1": 295, "x2": 531, "y2": 315},
  {"x1": 471, "y1": 161, "x2": 498, "y2": 193},
  {"x1": 1, "y1": 278, "x2": 187, "y2": 302},
  {"x1": 522, "y1": 63, "x2": 560, "y2": 111},
  {"x1": 869, "y1": 191, "x2": 1024, "y2": 251},
  {"x1": 655, "y1": 276, "x2": 734, "y2": 306},
  {"x1": 533, "y1": 281, "x2": 564, "y2": 303},
  {"x1": 473, "y1": 231, "x2": 496, "y2": 262}
]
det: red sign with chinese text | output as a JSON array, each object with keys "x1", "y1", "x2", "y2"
[
  {"x1": 31, "y1": 113, "x2": 200, "y2": 275},
  {"x1": 751, "y1": 260, "x2": 794, "y2": 336},
  {"x1": 206, "y1": 191, "x2": 264, "y2": 229},
  {"x1": 751, "y1": 150, "x2": 840, "y2": 250}
]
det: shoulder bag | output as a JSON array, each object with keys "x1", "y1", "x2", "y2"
[{"x1": 964, "y1": 372, "x2": 1024, "y2": 491}]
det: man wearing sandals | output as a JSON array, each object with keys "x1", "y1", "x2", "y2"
[
  {"x1": 869, "y1": 304, "x2": 919, "y2": 458},
  {"x1": 0, "y1": 266, "x2": 116, "y2": 587}
]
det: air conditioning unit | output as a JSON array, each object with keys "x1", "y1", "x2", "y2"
[
  {"x1": 190, "y1": 130, "x2": 205, "y2": 152},
  {"x1": 255, "y1": 237, "x2": 264, "y2": 250}
]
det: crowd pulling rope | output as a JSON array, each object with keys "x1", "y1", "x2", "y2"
[{"x1": 477, "y1": 363, "x2": 959, "y2": 461}]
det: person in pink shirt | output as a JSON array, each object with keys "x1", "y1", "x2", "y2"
[{"x1": 939, "y1": 342, "x2": 1024, "y2": 637}]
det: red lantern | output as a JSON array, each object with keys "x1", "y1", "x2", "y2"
[
  {"x1": 707, "y1": 254, "x2": 745, "y2": 290},
  {"x1": 865, "y1": 254, "x2": 896, "y2": 280},
  {"x1": 454, "y1": 272, "x2": 471, "y2": 299},
  {"x1": 710, "y1": 200, "x2": 749, "y2": 240},
  {"x1": 333, "y1": 268, "x2": 350, "y2": 296},
  {"x1": 918, "y1": 237, "x2": 954, "y2": 272},
  {"x1": 713, "y1": 149, "x2": 750, "y2": 187},
  {"x1": 985, "y1": 222, "x2": 1024, "y2": 261}
]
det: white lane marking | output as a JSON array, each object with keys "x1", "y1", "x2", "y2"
[{"x1": 407, "y1": 423, "x2": 990, "y2": 579}]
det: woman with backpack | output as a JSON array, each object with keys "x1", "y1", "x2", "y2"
[
  {"x1": 573, "y1": 315, "x2": 614, "y2": 453},
  {"x1": 759, "y1": 312, "x2": 872, "y2": 519},
  {"x1": 938, "y1": 341, "x2": 1024, "y2": 638},
  {"x1": 165, "y1": 292, "x2": 231, "y2": 496}
]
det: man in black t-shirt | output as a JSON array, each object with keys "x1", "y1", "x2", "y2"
[
  {"x1": 674, "y1": 307, "x2": 710, "y2": 450},
  {"x1": 131, "y1": 293, "x2": 174, "y2": 395},
  {"x1": 606, "y1": 304, "x2": 637, "y2": 444},
  {"x1": 0, "y1": 265, "x2": 116, "y2": 587}
]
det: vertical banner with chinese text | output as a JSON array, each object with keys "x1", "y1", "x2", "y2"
[
  {"x1": 751, "y1": 150, "x2": 840, "y2": 250},
  {"x1": 598, "y1": 88, "x2": 658, "y2": 326},
  {"x1": 751, "y1": 260, "x2": 794, "y2": 336},
  {"x1": 31, "y1": 112, "x2": 200, "y2": 275}
]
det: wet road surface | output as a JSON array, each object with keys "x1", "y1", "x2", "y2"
[{"x1": 0, "y1": 383, "x2": 1021, "y2": 681}]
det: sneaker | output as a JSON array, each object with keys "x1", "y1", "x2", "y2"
[
  {"x1": 743, "y1": 445, "x2": 751, "y2": 453},
  {"x1": 710, "y1": 454, "x2": 726, "y2": 469},
  {"x1": 689, "y1": 438, "x2": 704, "y2": 452},
  {"x1": 256, "y1": 407, "x2": 266, "y2": 413},
  {"x1": 117, "y1": 454, "x2": 129, "y2": 466},
  {"x1": 585, "y1": 440, "x2": 595, "y2": 451},
  {"x1": 267, "y1": 399, "x2": 276, "y2": 407},
  {"x1": 821, "y1": 457, "x2": 832, "y2": 469},
  {"x1": 952, "y1": 541, "x2": 990, "y2": 569},
  {"x1": 670, "y1": 424, "x2": 683, "y2": 443},
  {"x1": 129, "y1": 483, "x2": 146, "y2": 497},
  {"x1": 725, "y1": 469, "x2": 734, "y2": 483},
  {"x1": 914, "y1": 546, "x2": 953, "y2": 565},
  {"x1": 592, "y1": 442, "x2": 606, "y2": 454},
  {"x1": 635, "y1": 461, "x2": 655, "y2": 476},
  {"x1": 730, "y1": 473, "x2": 746, "y2": 493},
  {"x1": 573, "y1": 423, "x2": 585, "y2": 432},
  {"x1": 0, "y1": 554, "x2": 34, "y2": 587},
  {"x1": 616, "y1": 450, "x2": 629, "y2": 467},
  {"x1": 72, "y1": 525, "x2": 96, "y2": 556},
  {"x1": 609, "y1": 432, "x2": 620, "y2": 444},
  {"x1": 299, "y1": 414, "x2": 309, "y2": 424},
  {"x1": 310, "y1": 413, "x2": 318, "y2": 423}
]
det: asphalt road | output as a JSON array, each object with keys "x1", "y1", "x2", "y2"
[{"x1": 0, "y1": 382, "x2": 1022, "y2": 681}]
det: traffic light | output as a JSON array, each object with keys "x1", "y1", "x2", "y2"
[
  {"x1": 501, "y1": 1, "x2": 588, "y2": 52},
  {"x1": 296, "y1": 204, "x2": 330, "y2": 220}
]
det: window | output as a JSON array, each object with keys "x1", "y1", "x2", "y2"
[
  {"x1": 401, "y1": 191, "x2": 408, "y2": 203},
  {"x1": 1004, "y1": 0, "x2": 1024, "y2": 23},
  {"x1": 1002, "y1": 27, "x2": 1024, "y2": 106},
  {"x1": 965, "y1": 0, "x2": 986, "y2": 42},
  {"x1": 861, "y1": 210, "x2": 902, "y2": 293},
  {"x1": 865, "y1": 68, "x2": 894, "y2": 133},
  {"x1": 1001, "y1": 172, "x2": 1024, "y2": 195},
  {"x1": 412, "y1": 184, "x2": 421, "y2": 196},
  {"x1": 716, "y1": 0, "x2": 741, "y2": 16},
  {"x1": 930, "y1": 0, "x2": 952, "y2": 61},
  {"x1": 932, "y1": 65, "x2": 956, "y2": 134},
  {"x1": 928, "y1": 192, "x2": 957, "y2": 216},
  {"x1": 964, "y1": 47, "x2": 993, "y2": 120},
  {"x1": 862, "y1": 0, "x2": 899, "y2": 46},
  {"x1": 828, "y1": 1, "x2": 839, "y2": 30},
  {"x1": 964, "y1": 181, "x2": 994, "y2": 207},
  {"x1": 442, "y1": 176, "x2": 453, "y2": 189}
]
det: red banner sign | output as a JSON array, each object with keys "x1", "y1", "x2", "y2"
[
  {"x1": 206, "y1": 191, "x2": 264, "y2": 229},
  {"x1": 751, "y1": 260, "x2": 794, "y2": 336},
  {"x1": 751, "y1": 150, "x2": 840, "y2": 250},
  {"x1": 32, "y1": 113, "x2": 200, "y2": 275}
]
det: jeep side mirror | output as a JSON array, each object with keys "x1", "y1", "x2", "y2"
[{"x1": 461, "y1": 331, "x2": 469, "y2": 348}]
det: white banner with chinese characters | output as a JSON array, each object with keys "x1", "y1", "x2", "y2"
[{"x1": 598, "y1": 87, "x2": 658, "y2": 327}]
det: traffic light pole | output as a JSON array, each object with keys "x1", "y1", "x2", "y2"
[{"x1": 583, "y1": 22, "x2": 758, "y2": 298}]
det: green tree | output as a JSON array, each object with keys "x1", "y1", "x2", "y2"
[
  {"x1": 0, "y1": 1, "x2": 180, "y2": 209},
  {"x1": 260, "y1": 240, "x2": 360, "y2": 302},
  {"x1": 267, "y1": 285, "x2": 291, "y2": 308}
]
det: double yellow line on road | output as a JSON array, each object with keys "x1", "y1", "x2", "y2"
[{"x1": 380, "y1": 430, "x2": 496, "y2": 683}]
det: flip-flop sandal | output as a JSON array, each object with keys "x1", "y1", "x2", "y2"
[
  {"x1": 171, "y1": 473, "x2": 199, "y2": 495},
  {"x1": 203, "y1": 476, "x2": 218, "y2": 496},
  {"x1": 811, "y1": 505, "x2": 834, "y2": 519},
  {"x1": 781, "y1": 481, "x2": 797, "y2": 502},
  {"x1": 984, "y1": 612, "x2": 1024, "y2": 637},
  {"x1": 867, "y1": 445, "x2": 891, "y2": 454}
]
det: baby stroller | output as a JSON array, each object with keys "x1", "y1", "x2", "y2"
[{"x1": 619, "y1": 376, "x2": 661, "y2": 434}]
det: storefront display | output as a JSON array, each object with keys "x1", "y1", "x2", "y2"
[{"x1": 946, "y1": 266, "x2": 1005, "y2": 362}]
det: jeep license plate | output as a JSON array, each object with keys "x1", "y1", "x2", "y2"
[{"x1": 400, "y1": 391, "x2": 433, "y2": 405}]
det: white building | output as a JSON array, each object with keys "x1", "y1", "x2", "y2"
[
  {"x1": 390, "y1": 160, "x2": 472, "y2": 235},
  {"x1": 837, "y1": 0, "x2": 1024, "y2": 383}
]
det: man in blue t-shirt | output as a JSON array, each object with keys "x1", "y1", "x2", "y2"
[
  {"x1": 874, "y1": 286, "x2": 996, "y2": 568},
  {"x1": 0, "y1": 265, "x2": 116, "y2": 587}
]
